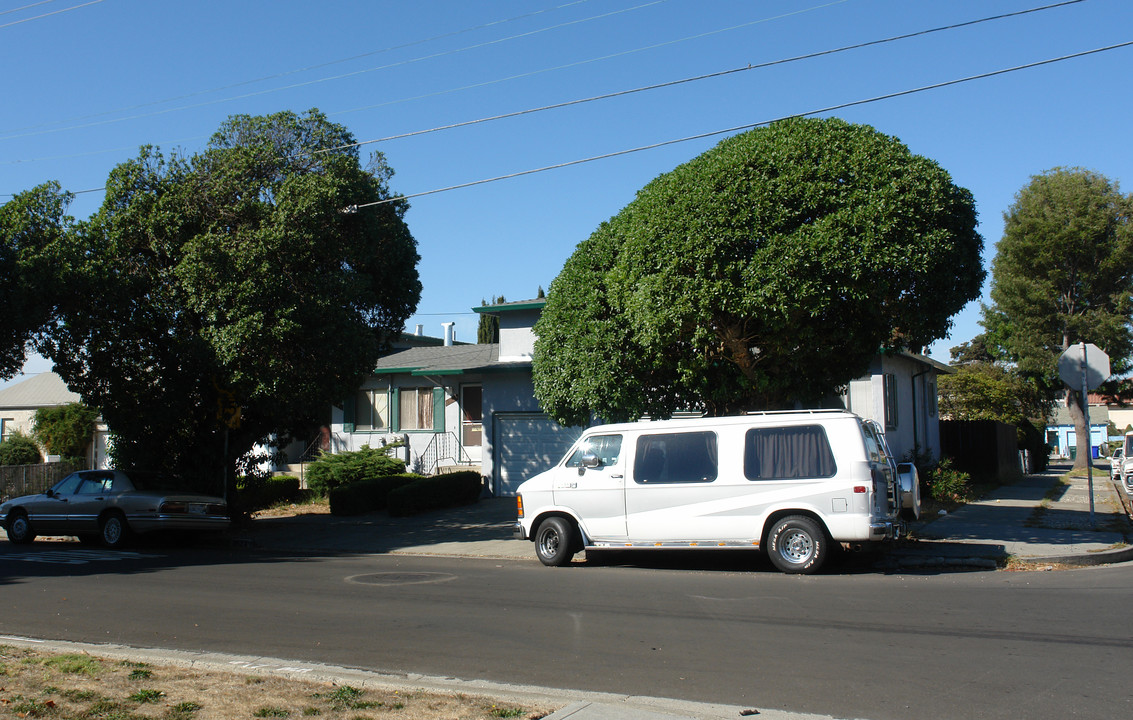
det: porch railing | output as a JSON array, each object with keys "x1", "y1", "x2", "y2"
[{"x1": 420, "y1": 432, "x2": 474, "y2": 476}]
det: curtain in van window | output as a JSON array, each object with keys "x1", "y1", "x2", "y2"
[{"x1": 744, "y1": 425, "x2": 836, "y2": 480}]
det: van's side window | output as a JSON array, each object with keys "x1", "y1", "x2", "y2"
[
  {"x1": 634, "y1": 432, "x2": 718, "y2": 484},
  {"x1": 744, "y1": 425, "x2": 836, "y2": 480},
  {"x1": 566, "y1": 434, "x2": 623, "y2": 468}
]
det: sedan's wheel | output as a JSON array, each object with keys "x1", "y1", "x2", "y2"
[
  {"x1": 767, "y1": 515, "x2": 827, "y2": 574},
  {"x1": 100, "y1": 512, "x2": 131, "y2": 549},
  {"x1": 6, "y1": 511, "x2": 36, "y2": 545},
  {"x1": 534, "y1": 517, "x2": 577, "y2": 567}
]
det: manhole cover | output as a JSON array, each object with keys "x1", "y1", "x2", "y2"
[{"x1": 346, "y1": 572, "x2": 456, "y2": 586}]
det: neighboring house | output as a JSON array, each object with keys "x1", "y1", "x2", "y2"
[
  {"x1": 329, "y1": 299, "x2": 952, "y2": 497},
  {"x1": 841, "y1": 352, "x2": 951, "y2": 464},
  {"x1": 1046, "y1": 393, "x2": 1109, "y2": 460},
  {"x1": 0, "y1": 372, "x2": 109, "y2": 469}
]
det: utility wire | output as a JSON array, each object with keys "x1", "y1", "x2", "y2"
[
  {"x1": 0, "y1": 1, "x2": 57, "y2": 17},
  {"x1": 315, "y1": 0, "x2": 1086, "y2": 156},
  {"x1": 347, "y1": 39, "x2": 1133, "y2": 210},
  {"x1": 0, "y1": 3, "x2": 1110, "y2": 200},
  {"x1": 327, "y1": 0, "x2": 852, "y2": 120},
  {"x1": 0, "y1": 0, "x2": 668, "y2": 140},
  {"x1": 0, "y1": 0, "x2": 598, "y2": 134},
  {"x1": 0, "y1": 0, "x2": 103, "y2": 29}
]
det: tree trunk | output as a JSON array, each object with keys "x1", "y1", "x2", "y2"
[{"x1": 1066, "y1": 389, "x2": 1092, "y2": 470}]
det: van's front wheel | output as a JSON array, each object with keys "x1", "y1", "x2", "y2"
[
  {"x1": 767, "y1": 515, "x2": 827, "y2": 574},
  {"x1": 534, "y1": 517, "x2": 578, "y2": 567}
]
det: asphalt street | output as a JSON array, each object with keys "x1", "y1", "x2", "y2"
[{"x1": 2, "y1": 541, "x2": 1131, "y2": 720}]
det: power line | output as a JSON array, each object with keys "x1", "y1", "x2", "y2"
[
  {"x1": 0, "y1": 1, "x2": 57, "y2": 17},
  {"x1": 0, "y1": 0, "x2": 668, "y2": 141},
  {"x1": 0, "y1": 0, "x2": 598, "y2": 135},
  {"x1": 0, "y1": 0, "x2": 103, "y2": 30},
  {"x1": 315, "y1": 0, "x2": 1085, "y2": 156},
  {"x1": 0, "y1": 3, "x2": 1112, "y2": 202},
  {"x1": 348, "y1": 39, "x2": 1133, "y2": 210},
  {"x1": 326, "y1": 0, "x2": 853, "y2": 120}
]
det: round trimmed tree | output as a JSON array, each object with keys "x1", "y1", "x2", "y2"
[{"x1": 534, "y1": 117, "x2": 984, "y2": 425}]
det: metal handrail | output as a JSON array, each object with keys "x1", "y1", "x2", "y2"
[{"x1": 420, "y1": 432, "x2": 474, "y2": 475}]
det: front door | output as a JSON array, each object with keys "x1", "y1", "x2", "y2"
[{"x1": 460, "y1": 384, "x2": 483, "y2": 463}]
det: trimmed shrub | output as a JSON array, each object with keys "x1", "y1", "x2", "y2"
[
  {"x1": 0, "y1": 431, "x2": 42, "y2": 466},
  {"x1": 329, "y1": 473, "x2": 422, "y2": 516},
  {"x1": 238, "y1": 475, "x2": 306, "y2": 511},
  {"x1": 305, "y1": 446, "x2": 406, "y2": 496},
  {"x1": 387, "y1": 471, "x2": 483, "y2": 517}
]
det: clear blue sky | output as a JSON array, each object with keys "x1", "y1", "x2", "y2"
[{"x1": 2, "y1": 0, "x2": 1131, "y2": 389}]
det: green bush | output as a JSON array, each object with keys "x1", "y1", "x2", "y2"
[
  {"x1": 238, "y1": 475, "x2": 306, "y2": 511},
  {"x1": 32, "y1": 402, "x2": 98, "y2": 464},
  {"x1": 926, "y1": 458, "x2": 973, "y2": 504},
  {"x1": 328, "y1": 473, "x2": 421, "y2": 516},
  {"x1": 305, "y1": 446, "x2": 406, "y2": 496},
  {"x1": 0, "y1": 431, "x2": 42, "y2": 466},
  {"x1": 387, "y1": 471, "x2": 483, "y2": 517}
]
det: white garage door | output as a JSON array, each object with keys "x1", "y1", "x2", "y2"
[{"x1": 494, "y1": 413, "x2": 583, "y2": 496}]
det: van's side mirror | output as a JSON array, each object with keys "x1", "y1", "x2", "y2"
[{"x1": 581, "y1": 452, "x2": 601, "y2": 469}]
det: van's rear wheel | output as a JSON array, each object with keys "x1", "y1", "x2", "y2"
[
  {"x1": 534, "y1": 517, "x2": 577, "y2": 567},
  {"x1": 767, "y1": 515, "x2": 827, "y2": 574}
]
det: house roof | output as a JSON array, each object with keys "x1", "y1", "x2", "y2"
[
  {"x1": 472, "y1": 298, "x2": 546, "y2": 314},
  {"x1": 0, "y1": 372, "x2": 80, "y2": 409},
  {"x1": 373, "y1": 343, "x2": 515, "y2": 376},
  {"x1": 898, "y1": 351, "x2": 954, "y2": 375}
]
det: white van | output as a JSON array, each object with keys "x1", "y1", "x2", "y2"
[{"x1": 513, "y1": 410, "x2": 920, "y2": 574}]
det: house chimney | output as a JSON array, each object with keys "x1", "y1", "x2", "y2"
[
  {"x1": 415, "y1": 324, "x2": 423, "y2": 336},
  {"x1": 442, "y1": 322, "x2": 455, "y2": 346}
]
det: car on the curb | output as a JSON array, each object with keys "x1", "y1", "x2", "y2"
[
  {"x1": 1110, "y1": 447, "x2": 1124, "y2": 480},
  {"x1": 1118, "y1": 432, "x2": 1133, "y2": 494},
  {"x1": 1, "y1": 469, "x2": 230, "y2": 548},
  {"x1": 514, "y1": 410, "x2": 920, "y2": 575}
]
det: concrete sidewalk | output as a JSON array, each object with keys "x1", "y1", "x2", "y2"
[
  {"x1": 888, "y1": 460, "x2": 1133, "y2": 569},
  {"x1": 235, "y1": 460, "x2": 1133, "y2": 571}
]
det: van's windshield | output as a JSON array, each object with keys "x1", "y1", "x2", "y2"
[{"x1": 565, "y1": 434, "x2": 623, "y2": 467}]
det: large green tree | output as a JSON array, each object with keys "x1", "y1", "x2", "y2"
[
  {"x1": 30, "y1": 109, "x2": 421, "y2": 494},
  {"x1": 938, "y1": 362, "x2": 1048, "y2": 428},
  {"x1": 0, "y1": 182, "x2": 73, "y2": 379},
  {"x1": 984, "y1": 167, "x2": 1133, "y2": 469},
  {"x1": 534, "y1": 117, "x2": 984, "y2": 425}
]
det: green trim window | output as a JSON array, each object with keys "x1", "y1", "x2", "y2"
[
  {"x1": 352, "y1": 388, "x2": 389, "y2": 431},
  {"x1": 398, "y1": 387, "x2": 445, "y2": 432}
]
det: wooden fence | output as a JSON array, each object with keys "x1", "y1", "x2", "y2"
[{"x1": 0, "y1": 462, "x2": 81, "y2": 500}]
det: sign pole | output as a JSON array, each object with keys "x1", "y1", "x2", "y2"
[{"x1": 1080, "y1": 342, "x2": 1095, "y2": 527}]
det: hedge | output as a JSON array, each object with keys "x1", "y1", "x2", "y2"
[
  {"x1": 387, "y1": 471, "x2": 483, "y2": 517},
  {"x1": 305, "y1": 446, "x2": 406, "y2": 495},
  {"x1": 328, "y1": 473, "x2": 422, "y2": 516},
  {"x1": 238, "y1": 475, "x2": 306, "y2": 511}
]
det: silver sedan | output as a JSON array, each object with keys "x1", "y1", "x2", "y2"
[{"x1": 1, "y1": 470, "x2": 229, "y2": 548}]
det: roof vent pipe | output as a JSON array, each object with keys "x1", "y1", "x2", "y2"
[{"x1": 442, "y1": 322, "x2": 455, "y2": 346}]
